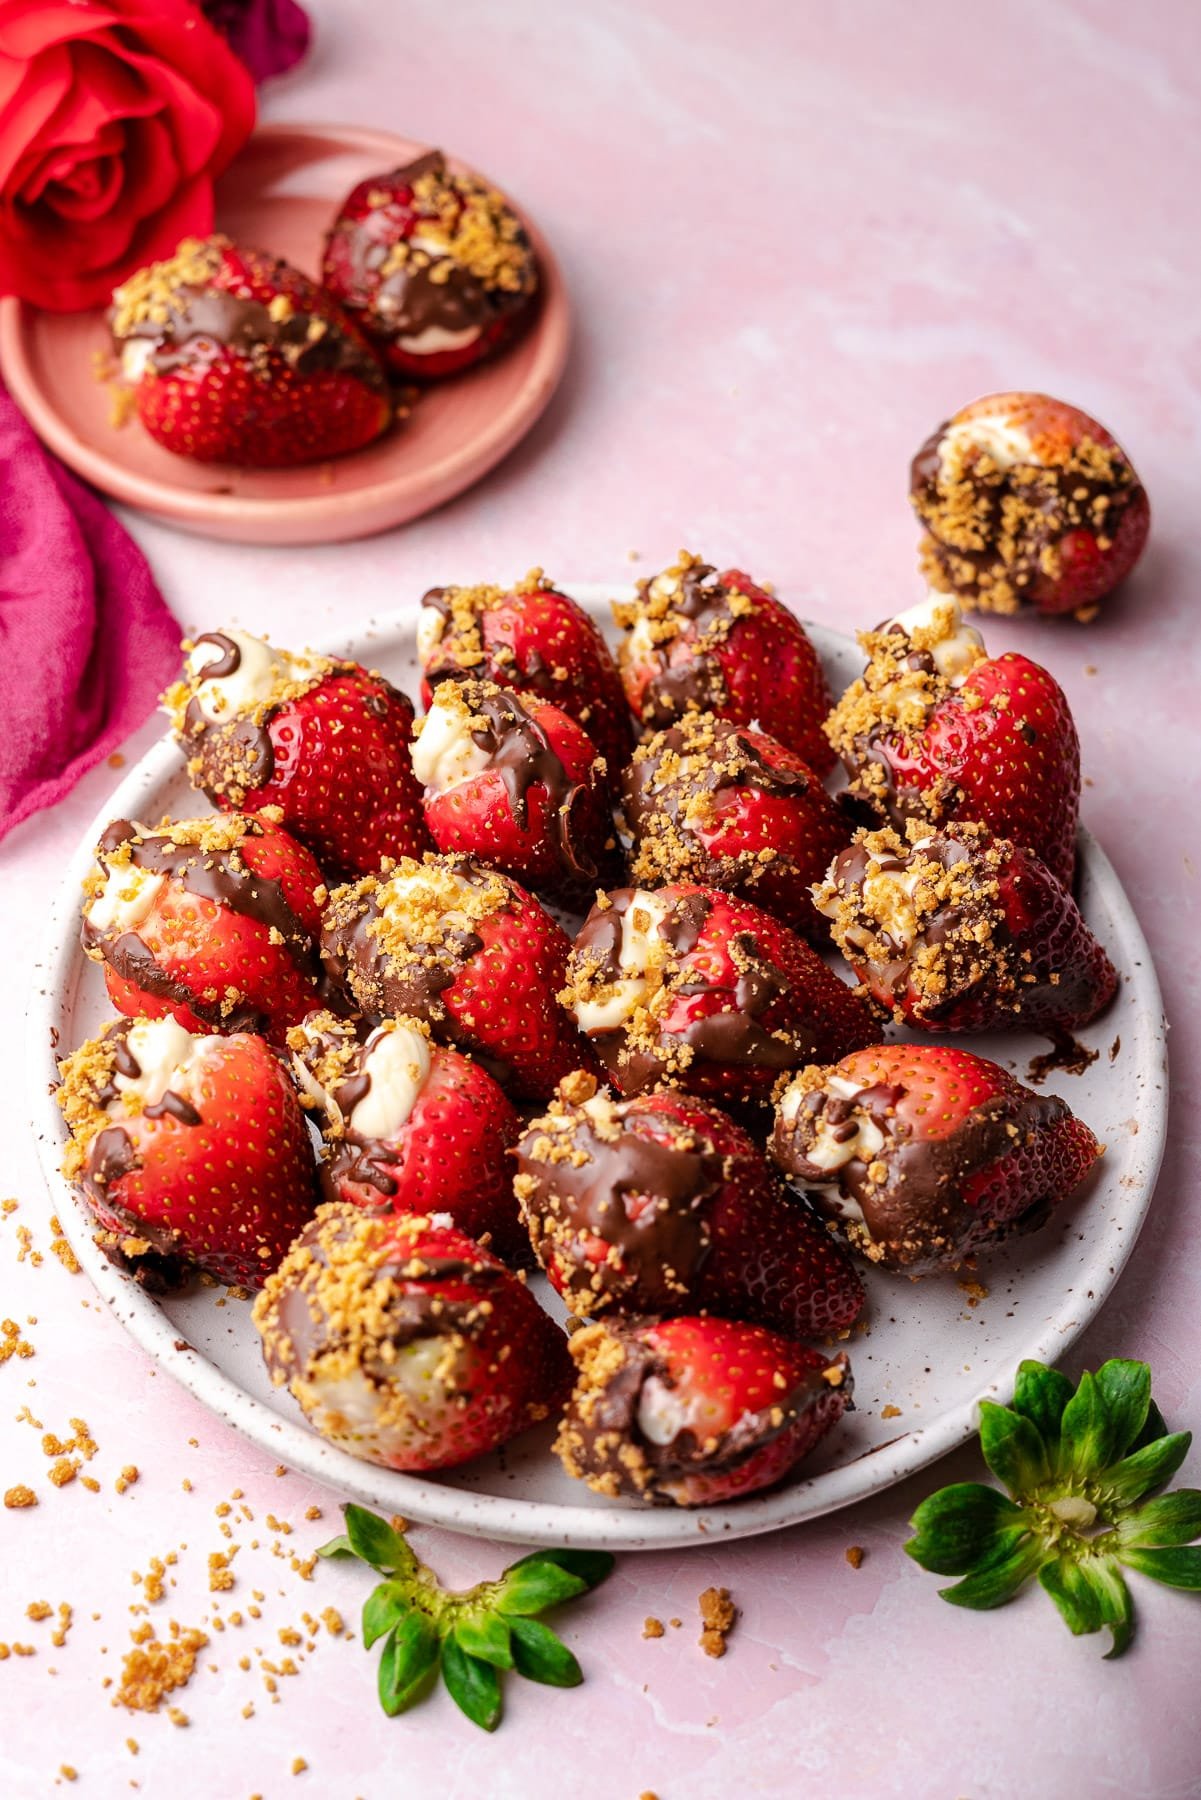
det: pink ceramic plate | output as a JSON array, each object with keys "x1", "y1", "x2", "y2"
[{"x1": 0, "y1": 123, "x2": 570, "y2": 546}]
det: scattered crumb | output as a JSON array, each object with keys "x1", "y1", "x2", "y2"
[
  {"x1": 880, "y1": 1404, "x2": 903, "y2": 1420},
  {"x1": 642, "y1": 1617, "x2": 665, "y2": 1640},
  {"x1": 292, "y1": 1758, "x2": 307, "y2": 1776},
  {"x1": 115, "y1": 1466, "x2": 139, "y2": 1495},
  {"x1": 698, "y1": 1586, "x2": 737, "y2": 1658},
  {"x1": 304, "y1": 1506, "x2": 322, "y2": 1521},
  {"x1": 108, "y1": 752, "x2": 126, "y2": 768},
  {"x1": 957, "y1": 1280, "x2": 989, "y2": 1308},
  {"x1": 845, "y1": 1546, "x2": 865, "y2": 1570},
  {"x1": 4, "y1": 1485, "x2": 37, "y2": 1509}
]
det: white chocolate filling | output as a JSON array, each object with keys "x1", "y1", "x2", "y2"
[
  {"x1": 112, "y1": 1016, "x2": 220, "y2": 1112},
  {"x1": 411, "y1": 693, "x2": 491, "y2": 796},
  {"x1": 184, "y1": 628, "x2": 320, "y2": 727},
  {"x1": 572, "y1": 891, "x2": 672, "y2": 1034},
  {"x1": 886, "y1": 594, "x2": 985, "y2": 686},
  {"x1": 937, "y1": 415, "x2": 1037, "y2": 477}
]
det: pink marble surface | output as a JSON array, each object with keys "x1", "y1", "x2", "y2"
[{"x1": 3, "y1": 2, "x2": 1200, "y2": 1794}]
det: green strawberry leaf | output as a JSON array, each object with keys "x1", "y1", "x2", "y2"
[
  {"x1": 315, "y1": 1533, "x2": 355, "y2": 1561},
  {"x1": 1115, "y1": 1490, "x2": 1201, "y2": 1548},
  {"x1": 510, "y1": 1616, "x2": 584, "y2": 1687},
  {"x1": 453, "y1": 1611, "x2": 514, "y2": 1670},
  {"x1": 1058, "y1": 1371, "x2": 1117, "y2": 1483},
  {"x1": 378, "y1": 1611, "x2": 439, "y2": 1717},
  {"x1": 343, "y1": 1504, "x2": 418, "y2": 1576},
  {"x1": 1100, "y1": 1431, "x2": 1192, "y2": 1508},
  {"x1": 1128, "y1": 1398, "x2": 1170, "y2": 1452},
  {"x1": 1094, "y1": 1360, "x2": 1152, "y2": 1462},
  {"x1": 1038, "y1": 1556, "x2": 1103, "y2": 1636},
  {"x1": 363, "y1": 1581, "x2": 411, "y2": 1651},
  {"x1": 1117, "y1": 1546, "x2": 1201, "y2": 1591},
  {"x1": 978, "y1": 1401, "x2": 1049, "y2": 1494},
  {"x1": 1083, "y1": 1557, "x2": 1134, "y2": 1658},
  {"x1": 442, "y1": 1635, "x2": 503, "y2": 1731},
  {"x1": 1012, "y1": 1361, "x2": 1075, "y2": 1471},
  {"x1": 906, "y1": 1483, "x2": 1028, "y2": 1576},
  {"x1": 938, "y1": 1533, "x2": 1047, "y2": 1611}
]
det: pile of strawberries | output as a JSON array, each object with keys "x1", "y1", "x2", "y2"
[{"x1": 56, "y1": 405, "x2": 1145, "y2": 1508}]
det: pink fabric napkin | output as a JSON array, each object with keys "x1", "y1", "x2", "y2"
[{"x1": 0, "y1": 381, "x2": 181, "y2": 844}]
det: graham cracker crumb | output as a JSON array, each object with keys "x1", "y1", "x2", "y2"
[{"x1": 698, "y1": 1586, "x2": 737, "y2": 1658}]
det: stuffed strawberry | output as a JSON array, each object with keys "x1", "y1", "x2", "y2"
[
  {"x1": 288, "y1": 1011, "x2": 528, "y2": 1266},
  {"x1": 515, "y1": 1073, "x2": 863, "y2": 1336},
  {"x1": 254, "y1": 1208, "x2": 572, "y2": 1472},
  {"x1": 417, "y1": 570, "x2": 633, "y2": 773},
  {"x1": 320, "y1": 854, "x2": 597, "y2": 1100},
  {"x1": 57, "y1": 1016, "x2": 317, "y2": 1289},
  {"x1": 321, "y1": 150, "x2": 539, "y2": 380},
  {"x1": 81, "y1": 815, "x2": 327, "y2": 1045},
  {"x1": 771, "y1": 1044, "x2": 1102, "y2": 1274},
  {"x1": 412, "y1": 679, "x2": 619, "y2": 903},
  {"x1": 621, "y1": 712, "x2": 849, "y2": 941},
  {"x1": 556, "y1": 1315, "x2": 852, "y2": 1507},
  {"x1": 824, "y1": 593, "x2": 1081, "y2": 887},
  {"x1": 815, "y1": 822, "x2": 1118, "y2": 1036},
  {"x1": 108, "y1": 235, "x2": 391, "y2": 466},
  {"x1": 910, "y1": 391, "x2": 1150, "y2": 618},
  {"x1": 612, "y1": 552, "x2": 835, "y2": 774},
  {"x1": 564, "y1": 883, "x2": 878, "y2": 1105},
  {"x1": 164, "y1": 627, "x2": 431, "y2": 878}
]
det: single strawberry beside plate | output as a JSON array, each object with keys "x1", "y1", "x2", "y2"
[
  {"x1": 254, "y1": 1208, "x2": 572, "y2": 1472},
  {"x1": 57, "y1": 1016, "x2": 317, "y2": 1289},
  {"x1": 515, "y1": 1073, "x2": 863, "y2": 1337},
  {"x1": 824, "y1": 593, "x2": 1081, "y2": 887},
  {"x1": 321, "y1": 150, "x2": 539, "y2": 380},
  {"x1": 81, "y1": 815, "x2": 328, "y2": 1045},
  {"x1": 556, "y1": 1314, "x2": 853, "y2": 1506},
  {"x1": 771, "y1": 1043, "x2": 1102, "y2": 1274},
  {"x1": 612, "y1": 551, "x2": 835, "y2": 774},
  {"x1": 910, "y1": 391, "x2": 1150, "y2": 618},
  {"x1": 417, "y1": 570, "x2": 633, "y2": 773},
  {"x1": 108, "y1": 235, "x2": 391, "y2": 467},
  {"x1": 815, "y1": 821, "x2": 1118, "y2": 1036},
  {"x1": 412, "y1": 679, "x2": 619, "y2": 903},
  {"x1": 164, "y1": 627, "x2": 431, "y2": 877},
  {"x1": 288, "y1": 1011, "x2": 528, "y2": 1266}
]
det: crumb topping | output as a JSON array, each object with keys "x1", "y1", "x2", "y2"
[
  {"x1": 110, "y1": 238, "x2": 225, "y2": 338},
  {"x1": 824, "y1": 601, "x2": 987, "y2": 768},
  {"x1": 381, "y1": 167, "x2": 535, "y2": 295}
]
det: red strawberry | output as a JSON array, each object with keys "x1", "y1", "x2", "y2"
[
  {"x1": 288, "y1": 1010, "x2": 528, "y2": 1266},
  {"x1": 564, "y1": 883, "x2": 878, "y2": 1106},
  {"x1": 910, "y1": 391, "x2": 1150, "y2": 618},
  {"x1": 321, "y1": 150, "x2": 538, "y2": 380},
  {"x1": 771, "y1": 1043, "x2": 1102, "y2": 1274},
  {"x1": 57, "y1": 1016, "x2": 317, "y2": 1289},
  {"x1": 81, "y1": 815, "x2": 328, "y2": 1046},
  {"x1": 824, "y1": 593, "x2": 1081, "y2": 886},
  {"x1": 621, "y1": 711, "x2": 850, "y2": 942},
  {"x1": 815, "y1": 822, "x2": 1118, "y2": 1036},
  {"x1": 555, "y1": 1314, "x2": 852, "y2": 1506},
  {"x1": 418, "y1": 570, "x2": 633, "y2": 773},
  {"x1": 319, "y1": 854, "x2": 599, "y2": 1101},
  {"x1": 613, "y1": 552, "x2": 835, "y2": 774},
  {"x1": 254, "y1": 1207, "x2": 572, "y2": 1472},
  {"x1": 516, "y1": 1074, "x2": 863, "y2": 1336},
  {"x1": 109, "y1": 235, "x2": 391, "y2": 467},
  {"x1": 165, "y1": 627, "x2": 431, "y2": 878},
  {"x1": 413, "y1": 679, "x2": 619, "y2": 903}
]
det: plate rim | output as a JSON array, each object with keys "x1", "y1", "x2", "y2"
[
  {"x1": 26, "y1": 596, "x2": 1170, "y2": 1550},
  {"x1": 0, "y1": 121, "x2": 571, "y2": 544}
]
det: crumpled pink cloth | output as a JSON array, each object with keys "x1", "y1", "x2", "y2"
[{"x1": 0, "y1": 381, "x2": 181, "y2": 843}]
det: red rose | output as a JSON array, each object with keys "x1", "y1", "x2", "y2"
[{"x1": 0, "y1": 0, "x2": 255, "y2": 312}]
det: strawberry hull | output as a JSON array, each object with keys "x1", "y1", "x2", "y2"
[{"x1": 556, "y1": 1315, "x2": 853, "y2": 1506}]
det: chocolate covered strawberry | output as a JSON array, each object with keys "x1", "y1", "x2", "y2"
[
  {"x1": 57, "y1": 1016, "x2": 317, "y2": 1288},
  {"x1": 613, "y1": 552, "x2": 835, "y2": 774},
  {"x1": 418, "y1": 570, "x2": 633, "y2": 773},
  {"x1": 563, "y1": 884, "x2": 877, "y2": 1104},
  {"x1": 81, "y1": 815, "x2": 327, "y2": 1045},
  {"x1": 109, "y1": 235, "x2": 391, "y2": 467},
  {"x1": 555, "y1": 1315, "x2": 852, "y2": 1506},
  {"x1": 771, "y1": 1044, "x2": 1102, "y2": 1274},
  {"x1": 321, "y1": 150, "x2": 538, "y2": 380},
  {"x1": 320, "y1": 854, "x2": 596, "y2": 1100},
  {"x1": 254, "y1": 1208, "x2": 572, "y2": 1472},
  {"x1": 412, "y1": 679, "x2": 618, "y2": 903},
  {"x1": 815, "y1": 822, "x2": 1118, "y2": 1036},
  {"x1": 165, "y1": 627, "x2": 431, "y2": 878},
  {"x1": 910, "y1": 392, "x2": 1150, "y2": 618},
  {"x1": 515, "y1": 1073, "x2": 863, "y2": 1335},
  {"x1": 824, "y1": 593, "x2": 1081, "y2": 886},
  {"x1": 288, "y1": 1011, "x2": 528, "y2": 1265},
  {"x1": 621, "y1": 712, "x2": 849, "y2": 941}
]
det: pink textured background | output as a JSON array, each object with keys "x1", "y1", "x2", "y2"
[{"x1": 3, "y1": 2, "x2": 1199, "y2": 1794}]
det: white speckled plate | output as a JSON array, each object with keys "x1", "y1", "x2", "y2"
[{"x1": 28, "y1": 592, "x2": 1168, "y2": 1549}]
